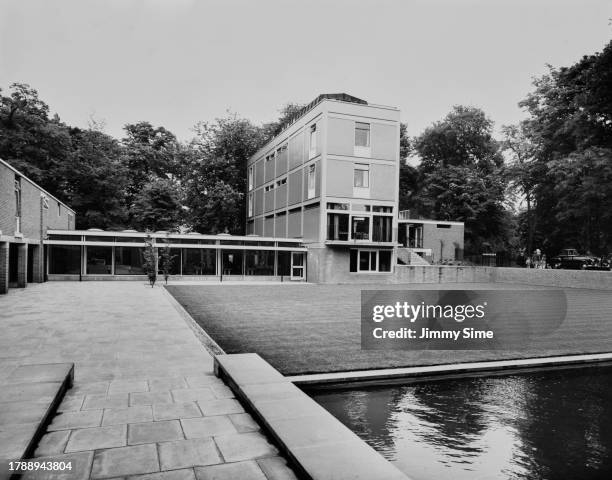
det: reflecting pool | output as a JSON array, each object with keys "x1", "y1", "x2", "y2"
[{"x1": 310, "y1": 366, "x2": 612, "y2": 479}]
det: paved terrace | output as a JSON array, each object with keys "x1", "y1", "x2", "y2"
[{"x1": 0, "y1": 282, "x2": 297, "y2": 480}]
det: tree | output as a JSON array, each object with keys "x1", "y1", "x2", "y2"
[
  {"x1": 261, "y1": 103, "x2": 305, "y2": 141},
  {"x1": 60, "y1": 128, "x2": 129, "y2": 229},
  {"x1": 413, "y1": 106, "x2": 510, "y2": 253},
  {"x1": 130, "y1": 177, "x2": 183, "y2": 232},
  {"x1": 183, "y1": 113, "x2": 266, "y2": 234},
  {"x1": 142, "y1": 235, "x2": 157, "y2": 287},
  {"x1": 158, "y1": 238, "x2": 177, "y2": 285},
  {"x1": 518, "y1": 39, "x2": 612, "y2": 254},
  {"x1": 501, "y1": 123, "x2": 539, "y2": 254}
]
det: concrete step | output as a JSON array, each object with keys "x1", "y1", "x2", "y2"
[
  {"x1": 397, "y1": 248, "x2": 430, "y2": 266},
  {"x1": 0, "y1": 363, "x2": 74, "y2": 479}
]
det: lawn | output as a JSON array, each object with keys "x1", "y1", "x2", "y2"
[{"x1": 166, "y1": 283, "x2": 612, "y2": 376}]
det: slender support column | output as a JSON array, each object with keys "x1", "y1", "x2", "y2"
[
  {"x1": 0, "y1": 242, "x2": 9, "y2": 294},
  {"x1": 17, "y1": 242, "x2": 28, "y2": 288},
  {"x1": 32, "y1": 244, "x2": 44, "y2": 283}
]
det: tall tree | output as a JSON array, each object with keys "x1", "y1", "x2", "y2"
[
  {"x1": 519, "y1": 39, "x2": 612, "y2": 254},
  {"x1": 413, "y1": 106, "x2": 510, "y2": 253},
  {"x1": 130, "y1": 177, "x2": 183, "y2": 232},
  {"x1": 184, "y1": 114, "x2": 266, "y2": 234}
]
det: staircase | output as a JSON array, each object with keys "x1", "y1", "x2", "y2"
[{"x1": 397, "y1": 247, "x2": 430, "y2": 266}]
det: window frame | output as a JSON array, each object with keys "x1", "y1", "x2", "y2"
[
  {"x1": 353, "y1": 164, "x2": 370, "y2": 188},
  {"x1": 307, "y1": 164, "x2": 316, "y2": 199}
]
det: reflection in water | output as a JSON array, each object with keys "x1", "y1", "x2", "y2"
[{"x1": 311, "y1": 366, "x2": 612, "y2": 480}]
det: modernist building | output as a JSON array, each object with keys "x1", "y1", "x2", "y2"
[
  {"x1": 0, "y1": 158, "x2": 75, "y2": 293},
  {"x1": 397, "y1": 213, "x2": 464, "y2": 264},
  {"x1": 246, "y1": 94, "x2": 400, "y2": 283}
]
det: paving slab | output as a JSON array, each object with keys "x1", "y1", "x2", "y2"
[
  {"x1": 48, "y1": 410, "x2": 103, "y2": 431},
  {"x1": 196, "y1": 399, "x2": 244, "y2": 417},
  {"x1": 158, "y1": 438, "x2": 221, "y2": 470},
  {"x1": 127, "y1": 470, "x2": 196, "y2": 480},
  {"x1": 127, "y1": 420, "x2": 184, "y2": 445},
  {"x1": 184, "y1": 376, "x2": 222, "y2": 388},
  {"x1": 213, "y1": 432, "x2": 278, "y2": 462},
  {"x1": 147, "y1": 377, "x2": 188, "y2": 392},
  {"x1": 228, "y1": 413, "x2": 260, "y2": 433},
  {"x1": 83, "y1": 394, "x2": 129, "y2": 411},
  {"x1": 102, "y1": 406, "x2": 153, "y2": 426},
  {"x1": 257, "y1": 456, "x2": 299, "y2": 480},
  {"x1": 194, "y1": 461, "x2": 267, "y2": 480},
  {"x1": 152, "y1": 403, "x2": 202, "y2": 422},
  {"x1": 91, "y1": 444, "x2": 159, "y2": 479},
  {"x1": 180, "y1": 416, "x2": 237, "y2": 439},
  {"x1": 21, "y1": 451, "x2": 95, "y2": 480},
  {"x1": 129, "y1": 392, "x2": 173, "y2": 407},
  {"x1": 108, "y1": 380, "x2": 149, "y2": 395},
  {"x1": 171, "y1": 388, "x2": 216, "y2": 403},
  {"x1": 33, "y1": 430, "x2": 71, "y2": 457},
  {"x1": 65, "y1": 425, "x2": 127, "y2": 452}
]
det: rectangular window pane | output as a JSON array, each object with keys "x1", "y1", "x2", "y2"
[
  {"x1": 159, "y1": 248, "x2": 181, "y2": 275},
  {"x1": 245, "y1": 250, "x2": 274, "y2": 276},
  {"x1": 182, "y1": 249, "x2": 216, "y2": 275},
  {"x1": 114, "y1": 247, "x2": 145, "y2": 275},
  {"x1": 350, "y1": 250, "x2": 358, "y2": 272},
  {"x1": 355, "y1": 122, "x2": 370, "y2": 147},
  {"x1": 222, "y1": 250, "x2": 243, "y2": 275},
  {"x1": 359, "y1": 251, "x2": 370, "y2": 271},
  {"x1": 352, "y1": 217, "x2": 370, "y2": 240},
  {"x1": 327, "y1": 213, "x2": 349, "y2": 241},
  {"x1": 277, "y1": 251, "x2": 291, "y2": 276},
  {"x1": 49, "y1": 245, "x2": 80, "y2": 274},
  {"x1": 373, "y1": 216, "x2": 392, "y2": 242},
  {"x1": 379, "y1": 250, "x2": 392, "y2": 272},
  {"x1": 354, "y1": 168, "x2": 369, "y2": 188},
  {"x1": 86, "y1": 246, "x2": 112, "y2": 274}
]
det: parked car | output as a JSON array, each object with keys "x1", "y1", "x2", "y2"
[{"x1": 550, "y1": 248, "x2": 611, "y2": 270}]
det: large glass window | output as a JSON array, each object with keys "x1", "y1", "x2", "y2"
[
  {"x1": 86, "y1": 246, "x2": 112, "y2": 274},
  {"x1": 277, "y1": 251, "x2": 291, "y2": 276},
  {"x1": 327, "y1": 213, "x2": 349, "y2": 241},
  {"x1": 245, "y1": 250, "x2": 274, "y2": 276},
  {"x1": 49, "y1": 245, "x2": 80, "y2": 274},
  {"x1": 354, "y1": 164, "x2": 369, "y2": 188},
  {"x1": 159, "y1": 248, "x2": 181, "y2": 275},
  {"x1": 351, "y1": 216, "x2": 370, "y2": 240},
  {"x1": 222, "y1": 250, "x2": 243, "y2": 275},
  {"x1": 379, "y1": 250, "x2": 392, "y2": 272},
  {"x1": 373, "y1": 216, "x2": 392, "y2": 242},
  {"x1": 248, "y1": 193, "x2": 253, "y2": 217},
  {"x1": 182, "y1": 249, "x2": 216, "y2": 275},
  {"x1": 114, "y1": 247, "x2": 144, "y2": 275},
  {"x1": 248, "y1": 166, "x2": 254, "y2": 191},
  {"x1": 355, "y1": 122, "x2": 370, "y2": 147}
]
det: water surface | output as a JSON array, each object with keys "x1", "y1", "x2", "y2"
[{"x1": 311, "y1": 366, "x2": 612, "y2": 479}]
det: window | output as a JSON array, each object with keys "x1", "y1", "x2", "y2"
[
  {"x1": 114, "y1": 247, "x2": 145, "y2": 275},
  {"x1": 355, "y1": 122, "x2": 370, "y2": 147},
  {"x1": 248, "y1": 193, "x2": 253, "y2": 217},
  {"x1": 14, "y1": 178, "x2": 21, "y2": 232},
  {"x1": 49, "y1": 245, "x2": 80, "y2": 274},
  {"x1": 248, "y1": 166, "x2": 254, "y2": 190},
  {"x1": 276, "y1": 177, "x2": 287, "y2": 187},
  {"x1": 351, "y1": 216, "x2": 370, "y2": 240},
  {"x1": 327, "y1": 202, "x2": 349, "y2": 211},
  {"x1": 86, "y1": 246, "x2": 112, "y2": 275},
  {"x1": 437, "y1": 224, "x2": 452, "y2": 229},
  {"x1": 265, "y1": 183, "x2": 275, "y2": 192},
  {"x1": 373, "y1": 216, "x2": 392, "y2": 242},
  {"x1": 354, "y1": 164, "x2": 369, "y2": 188},
  {"x1": 183, "y1": 249, "x2": 216, "y2": 275},
  {"x1": 373, "y1": 205, "x2": 393, "y2": 213},
  {"x1": 349, "y1": 249, "x2": 392, "y2": 273},
  {"x1": 307, "y1": 164, "x2": 316, "y2": 199},
  {"x1": 327, "y1": 213, "x2": 349, "y2": 241},
  {"x1": 309, "y1": 124, "x2": 317, "y2": 157},
  {"x1": 58, "y1": 202, "x2": 62, "y2": 216}
]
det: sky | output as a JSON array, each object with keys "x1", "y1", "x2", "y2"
[{"x1": 1, "y1": 0, "x2": 611, "y2": 142}]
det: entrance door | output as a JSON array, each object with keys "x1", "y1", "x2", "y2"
[{"x1": 290, "y1": 252, "x2": 304, "y2": 280}]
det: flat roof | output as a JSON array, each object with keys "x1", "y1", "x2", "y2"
[
  {"x1": 0, "y1": 158, "x2": 76, "y2": 214},
  {"x1": 398, "y1": 218, "x2": 464, "y2": 226},
  {"x1": 47, "y1": 229, "x2": 304, "y2": 243}
]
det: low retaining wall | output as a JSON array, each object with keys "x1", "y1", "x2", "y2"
[
  {"x1": 492, "y1": 267, "x2": 612, "y2": 290},
  {"x1": 48, "y1": 274, "x2": 301, "y2": 282}
]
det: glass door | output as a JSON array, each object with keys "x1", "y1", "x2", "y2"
[{"x1": 291, "y1": 252, "x2": 305, "y2": 280}]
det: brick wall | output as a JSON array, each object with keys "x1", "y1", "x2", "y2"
[{"x1": 0, "y1": 163, "x2": 16, "y2": 234}]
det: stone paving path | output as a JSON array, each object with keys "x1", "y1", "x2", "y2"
[{"x1": 0, "y1": 282, "x2": 297, "y2": 480}]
